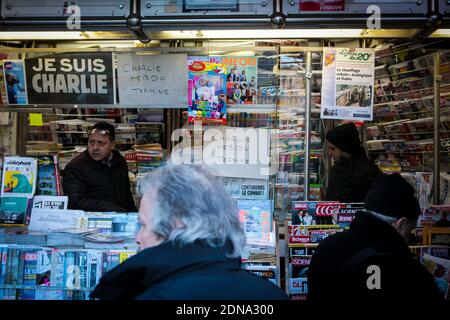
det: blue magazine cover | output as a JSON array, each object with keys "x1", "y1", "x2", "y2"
[
  {"x1": 36, "y1": 155, "x2": 61, "y2": 196},
  {"x1": 2, "y1": 60, "x2": 28, "y2": 105}
]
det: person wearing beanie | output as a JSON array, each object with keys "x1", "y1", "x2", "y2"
[
  {"x1": 324, "y1": 122, "x2": 381, "y2": 202},
  {"x1": 308, "y1": 173, "x2": 443, "y2": 302},
  {"x1": 63, "y1": 122, "x2": 138, "y2": 212}
]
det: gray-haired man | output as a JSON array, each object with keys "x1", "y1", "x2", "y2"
[{"x1": 91, "y1": 164, "x2": 288, "y2": 300}]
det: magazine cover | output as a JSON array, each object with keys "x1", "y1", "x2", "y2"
[
  {"x1": 49, "y1": 249, "x2": 65, "y2": 300},
  {"x1": 237, "y1": 200, "x2": 273, "y2": 246},
  {"x1": 291, "y1": 201, "x2": 341, "y2": 225},
  {"x1": 221, "y1": 177, "x2": 269, "y2": 200},
  {"x1": 32, "y1": 195, "x2": 68, "y2": 210},
  {"x1": 5, "y1": 248, "x2": 19, "y2": 299},
  {"x1": 135, "y1": 122, "x2": 164, "y2": 147},
  {"x1": 0, "y1": 247, "x2": 7, "y2": 299},
  {"x1": 102, "y1": 251, "x2": 121, "y2": 273},
  {"x1": 221, "y1": 56, "x2": 258, "y2": 104},
  {"x1": 36, "y1": 155, "x2": 62, "y2": 196},
  {"x1": 74, "y1": 251, "x2": 88, "y2": 300},
  {"x1": 35, "y1": 249, "x2": 52, "y2": 298},
  {"x1": 1, "y1": 156, "x2": 37, "y2": 198},
  {"x1": 0, "y1": 196, "x2": 32, "y2": 226},
  {"x1": 335, "y1": 203, "x2": 364, "y2": 227},
  {"x1": 0, "y1": 157, "x2": 3, "y2": 189},
  {"x1": 289, "y1": 277, "x2": 308, "y2": 295},
  {"x1": 62, "y1": 251, "x2": 76, "y2": 296},
  {"x1": 87, "y1": 250, "x2": 102, "y2": 289},
  {"x1": 422, "y1": 253, "x2": 450, "y2": 299},
  {"x1": 290, "y1": 255, "x2": 311, "y2": 283},
  {"x1": 188, "y1": 60, "x2": 227, "y2": 125},
  {"x1": 2, "y1": 60, "x2": 28, "y2": 105},
  {"x1": 287, "y1": 224, "x2": 341, "y2": 245},
  {"x1": 17, "y1": 250, "x2": 39, "y2": 300}
]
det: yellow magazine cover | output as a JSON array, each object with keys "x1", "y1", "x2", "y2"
[
  {"x1": 119, "y1": 251, "x2": 136, "y2": 263},
  {"x1": 1, "y1": 156, "x2": 37, "y2": 198}
]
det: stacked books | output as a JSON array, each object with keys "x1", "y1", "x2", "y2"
[
  {"x1": 26, "y1": 141, "x2": 62, "y2": 157},
  {"x1": 133, "y1": 144, "x2": 165, "y2": 174},
  {"x1": 48, "y1": 119, "x2": 89, "y2": 146},
  {"x1": 4, "y1": 230, "x2": 47, "y2": 246},
  {"x1": 115, "y1": 124, "x2": 136, "y2": 148}
]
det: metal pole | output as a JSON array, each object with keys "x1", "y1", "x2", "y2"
[
  {"x1": 433, "y1": 52, "x2": 441, "y2": 205},
  {"x1": 304, "y1": 52, "x2": 312, "y2": 201}
]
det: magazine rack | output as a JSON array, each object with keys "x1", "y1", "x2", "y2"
[{"x1": 423, "y1": 226, "x2": 450, "y2": 245}]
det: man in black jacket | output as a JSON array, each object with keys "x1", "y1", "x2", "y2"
[
  {"x1": 91, "y1": 164, "x2": 288, "y2": 300},
  {"x1": 63, "y1": 122, "x2": 137, "y2": 212},
  {"x1": 324, "y1": 122, "x2": 381, "y2": 202},
  {"x1": 308, "y1": 173, "x2": 443, "y2": 303}
]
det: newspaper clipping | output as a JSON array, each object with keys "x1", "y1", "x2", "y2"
[{"x1": 321, "y1": 47, "x2": 375, "y2": 121}]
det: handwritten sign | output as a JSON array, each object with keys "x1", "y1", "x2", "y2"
[{"x1": 117, "y1": 54, "x2": 188, "y2": 107}]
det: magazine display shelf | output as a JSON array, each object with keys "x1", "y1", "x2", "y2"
[
  {"x1": 0, "y1": 242, "x2": 137, "y2": 300},
  {"x1": 369, "y1": 49, "x2": 450, "y2": 178},
  {"x1": 284, "y1": 223, "x2": 343, "y2": 299}
]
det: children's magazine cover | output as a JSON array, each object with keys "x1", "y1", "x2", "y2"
[
  {"x1": 1, "y1": 156, "x2": 37, "y2": 198},
  {"x1": 221, "y1": 56, "x2": 258, "y2": 104},
  {"x1": 36, "y1": 155, "x2": 61, "y2": 196},
  {"x1": 188, "y1": 60, "x2": 227, "y2": 125}
]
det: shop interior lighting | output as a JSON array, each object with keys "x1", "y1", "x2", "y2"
[
  {"x1": 0, "y1": 28, "x2": 427, "y2": 41},
  {"x1": 1, "y1": 29, "x2": 364, "y2": 41},
  {"x1": 161, "y1": 29, "x2": 366, "y2": 39},
  {"x1": 429, "y1": 29, "x2": 450, "y2": 38},
  {"x1": 0, "y1": 31, "x2": 87, "y2": 40},
  {"x1": 157, "y1": 29, "x2": 420, "y2": 39}
]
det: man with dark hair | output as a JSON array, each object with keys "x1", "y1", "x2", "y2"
[
  {"x1": 324, "y1": 122, "x2": 381, "y2": 202},
  {"x1": 308, "y1": 173, "x2": 443, "y2": 302},
  {"x1": 63, "y1": 122, "x2": 137, "y2": 212}
]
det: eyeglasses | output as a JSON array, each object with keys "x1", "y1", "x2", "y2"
[{"x1": 89, "y1": 128, "x2": 111, "y2": 136}]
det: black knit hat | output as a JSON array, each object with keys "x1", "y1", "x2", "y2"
[
  {"x1": 364, "y1": 173, "x2": 422, "y2": 220},
  {"x1": 325, "y1": 123, "x2": 362, "y2": 155}
]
